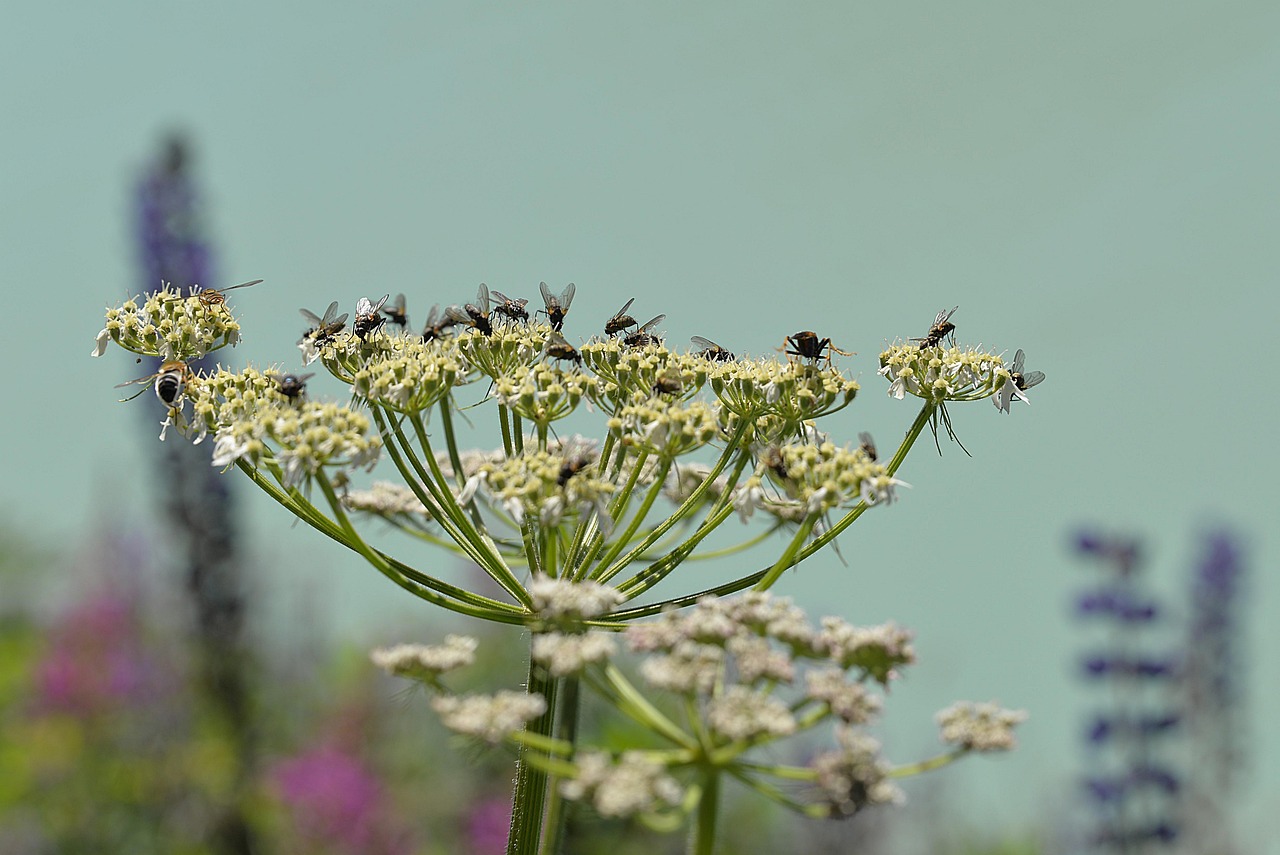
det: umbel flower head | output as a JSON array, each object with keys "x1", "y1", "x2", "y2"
[
  {"x1": 93, "y1": 283, "x2": 243, "y2": 361},
  {"x1": 878, "y1": 342, "x2": 1007, "y2": 404}
]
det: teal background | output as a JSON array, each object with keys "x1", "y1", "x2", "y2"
[{"x1": 4, "y1": 2, "x2": 1277, "y2": 847}]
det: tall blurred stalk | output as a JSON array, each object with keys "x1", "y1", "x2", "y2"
[{"x1": 135, "y1": 135, "x2": 257, "y2": 854}]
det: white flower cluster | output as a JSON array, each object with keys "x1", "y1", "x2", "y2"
[
  {"x1": 609, "y1": 399, "x2": 719, "y2": 459},
  {"x1": 528, "y1": 577, "x2": 624, "y2": 621},
  {"x1": 531, "y1": 631, "x2": 618, "y2": 676},
  {"x1": 811, "y1": 728, "x2": 904, "y2": 817},
  {"x1": 492, "y1": 363, "x2": 595, "y2": 425},
  {"x1": 935, "y1": 701, "x2": 1028, "y2": 752},
  {"x1": 458, "y1": 452, "x2": 617, "y2": 539},
  {"x1": 878, "y1": 343, "x2": 1007, "y2": 404},
  {"x1": 430, "y1": 690, "x2": 548, "y2": 744},
  {"x1": 93, "y1": 284, "x2": 242, "y2": 361},
  {"x1": 559, "y1": 751, "x2": 684, "y2": 818},
  {"x1": 370, "y1": 635, "x2": 478, "y2": 680},
  {"x1": 351, "y1": 338, "x2": 463, "y2": 414}
]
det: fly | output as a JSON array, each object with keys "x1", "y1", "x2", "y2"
[
  {"x1": 538, "y1": 282, "x2": 575, "y2": 332},
  {"x1": 490, "y1": 289, "x2": 530, "y2": 324},
  {"x1": 622, "y1": 314, "x2": 665, "y2": 348},
  {"x1": 604, "y1": 298, "x2": 638, "y2": 336},
  {"x1": 782, "y1": 331, "x2": 852, "y2": 367},
  {"x1": 913, "y1": 307, "x2": 958, "y2": 349},
  {"x1": 691, "y1": 336, "x2": 735, "y2": 362},
  {"x1": 446, "y1": 284, "x2": 493, "y2": 335},
  {"x1": 381, "y1": 293, "x2": 409, "y2": 329},
  {"x1": 353, "y1": 294, "x2": 390, "y2": 340}
]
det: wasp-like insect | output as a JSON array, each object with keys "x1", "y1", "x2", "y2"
[
  {"x1": 761, "y1": 444, "x2": 789, "y2": 481},
  {"x1": 782, "y1": 331, "x2": 852, "y2": 367},
  {"x1": 557, "y1": 445, "x2": 596, "y2": 487},
  {"x1": 381, "y1": 293, "x2": 409, "y2": 329},
  {"x1": 353, "y1": 295, "x2": 390, "y2": 340},
  {"x1": 268, "y1": 371, "x2": 315, "y2": 402},
  {"x1": 193, "y1": 279, "x2": 263, "y2": 315},
  {"x1": 691, "y1": 336, "x2": 735, "y2": 362},
  {"x1": 490, "y1": 289, "x2": 530, "y2": 324},
  {"x1": 447, "y1": 284, "x2": 493, "y2": 335},
  {"x1": 116, "y1": 360, "x2": 194, "y2": 407},
  {"x1": 623, "y1": 314, "x2": 666, "y2": 348},
  {"x1": 858, "y1": 431, "x2": 878, "y2": 462},
  {"x1": 544, "y1": 330, "x2": 582, "y2": 367},
  {"x1": 913, "y1": 307, "x2": 958, "y2": 349},
  {"x1": 420, "y1": 304, "x2": 458, "y2": 343},
  {"x1": 1009, "y1": 348, "x2": 1044, "y2": 393},
  {"x1": 652, "y1": 368, "x2": 684, "y2": 396},
  {"x1": 299, "y1": 301, "x2": 349, "y2": 346},
  {"x1": 604, "y1": 298, "x2": 638, "y2": 336},
  {"x1": 538, "y1": 282, "x2": 575, "y2": 331}
]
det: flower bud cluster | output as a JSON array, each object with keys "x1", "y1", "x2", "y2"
[
  {"x1": 93, "y1": 286, "x2": 241, "y2": 361},
  {"x1": 760, "y1": 441, "x2": 903, "y2": 513},
  {"x1": 430, "y1": 690, "x2": 548, "y2": 744},
  {"x1": 456, "y1": 325, "x2": 548, "y2": 381},
  {"x1": 609, "y1": 399, "x2": 719, "y2": 459},
  {"x1": 581, "y1": 341, "x2": 709, "y2": 413},
  {"x1": 460, "y1": 451, "x2": 616, "y2": 534},
  {"x1": 351, "y1": 338, "x2": 463, "y2": 414},
  {"x1": 493, "y1": 363, "x2": 595, "y2": 425},
  {"x1": 209, "y1": 398, "x2": 382, "y2": 488},
  {"x1": 811, "y1": 728, "x2": 903, "y2": 817},
  {"x1": 878, "y1": 343, "x2": 1006, "y2": 403},
  {"x1": 371, "y1": 635, "x2": 478, "y2": 681},
  {"x1": 342, "y1": 481, "x2": 434, "y2": 518},
  {"x1": 712, "y1": 359, "x2": 859, "y2": 426},
  {"x1": 559, "y1": 751, "x2": 684, "y2": 819}
]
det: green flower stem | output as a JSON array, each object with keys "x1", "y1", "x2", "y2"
[
  {"x1": 601, "y1": 570, "x2": 769, "y2": 622},
  {"x1": 371, "y1": 409, "x2": 501, "y2": 580},
  {"x1": 521, "y1": 513, "x2": 544, "y2": 578},
  {"x1": 499, "y1": 403, "x2": 515, "y2": 457},
  {"x1": 512, "y1": 413, "x2": 525, "y2": 454},
  {"x1": 508, "y1": 731, "x2": 575, "y2": 759},
  {"x1": 723, "y1": 765, "x2": 821, "y2": 816},
  {"x1": 236, "y1": 460, "x2": 519, "y2": 616},
  {"x1": 888, "y1": 748, "x2": 967, "y2": 778},
  {"x1": 588, "y1": 665, "x2": 697, "y2": 750},
  {"x1": 408, "y1": 410, "x2": 496, "y2": 540},
  {"x1": 588, "y1": 455, "x2": 672, "y2": 579},
  {"x1": 436, "y1": 395, "x2": 469, "y2": 488},
  {"x1": 306, "y1": 470, "x2": 528, "y2": 623},
  {"x1": 508, "y1": 662, "x2": 559, "y2": 855},
  {"x1": 400, "y1": 411, "x2": 531, "y2": 606},
  {"x1": 886, "y1": 400, "x2": 936, "y2": 477},
  {"x1": 753, "y1": 512, "x2": 819, "y2": 591},
  {"x1": 540, "y1": 676, "x2": 581, "y2": 855},
  {"x1": 594, "y1": 436, "x2": 749, "y2": 584},
  {"x1": 690, "y1": 768, "x2": 720, "y2": 855},
  {"x1": 613, "y1": 501, "x2": 735, "y2": 595},
  {"x1": 681, "y1": 525, "x2": 779, "y2": 561},
  {"x1": 565, "y1": 447, "x2": 650, "y2": 580}
]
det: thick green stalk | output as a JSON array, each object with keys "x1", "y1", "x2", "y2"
[
  {"x1": 690, "y1": 769, "x2": 721, "y2": 855},
  {"x1": 508, "y1": 661, "x2": 559, "y2": 855},
  {"x1": 540, "y1": 677, "x2": 581, "y2": 855}
]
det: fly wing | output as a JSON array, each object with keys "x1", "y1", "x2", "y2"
[
  {"x1": 1019, "y1": 371, "x2": 1045, "y2": 389},
  {"x1": 690, "y1": 335, "x2": 718, "y2": 350},
  {"x1": 539, "y1": 281, "x2": 555, "y2": 308},
  {"x1": 475, "y1": 284, "x2": 489, "y2": 313},
  {"x1": 445, "y1": 305, "x2": 473, "y2": 325},
  {"x1": 1011, "y1": 349, "x2": 1027, "y2": 374},
  {"x1": 611, "y1": 297, "x2": 636, "y2": 319},
  {"x1": 637, "y1": 314, "x2": 666, "y2": 333},
  {"x1": 560, "y1": 282, "x2": 576, "y2": 309}
]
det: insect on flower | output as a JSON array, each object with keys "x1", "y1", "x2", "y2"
[
  {"x1": 557, "y1": 446, "x2": 595, "y2": 487},
  {"x1": 782, "y1": 331, "x2": 852, "y2": 367},
  {"x1": 543, "y1": 331, "x2": 582, "y2": 367},
  {"x1": 604, "y1": 298, "x2": 638, "y2": 336},
  {"x1": 538, "y1": 282, "x2": 575, "y2": 332},
  {"x1": 622, "y1": 314, "x2": 666, "y2": 348},
  {"x1": 913, "y1": 307, "x2": 958, "y2": 349},
  {"x1": 490, "y1": 290, "x2": 530, "y2": 324},
  {"x1": 381, "y1": 293, "x2": 409, "y2": 329},
  {"x1": 858, "y1": 431, "x2": 877, "y2": 462},
  {"x1": 691, "y1": 336, "x2": 735, "y2": 362},
  {"x1": 1009, "y1": 348, "x2": 1045, "y2": 393},
  {"x1": 354, "y1": 295, "x2": 390, "y2": 340},
  {"x1": 652, "y1": 368, "x2": 684, "y2": 396},
  {"x1": 267, "y1": 371, "x2": 315, "y2": 402},
  {"x1": 421, "y1": 304, "x2": 458, "y2": 342},
  {"x1": 299, "y1": 301, "x2": 349, "y2": 347},
  {"x1": 192, "y1": 279, "x2": 263, "y2": 315},
  {"x1": 115, "y1": 359, "x2": 194, "y2": 407},
  {"x1": 447, "y1": 284, "x2": 493, "y2": 335}
]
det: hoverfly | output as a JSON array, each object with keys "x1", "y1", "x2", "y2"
[
  {"x1": 913, "y1": 307, "x2": 958, "y2": 349},
  {"x1": 538, "y1": 282, "x2": 575, "y2": 331},
  {"x1": 782, "y1": 331, "x2": 852, "y2": 367},
  {"x1": 490, "y1": 289, "x2": 530, "y2": 324},
  {"x1": 691, "y1": 336, "x2": 735, "y2": 362},
  {"x1": 857, "y1": 431, "x2": 878, "y2": 462},
  {"x1": 381, "y1": 293, "x2": 409, "y2": 329},
  {"x1": 604, "y1": 298, "x2": 638, "y2": 337},
  {"x1": 622, "y1": 314, "x2": 666, "y2": 348},
  {"x1": 652, "y1": 368, "x2": 684, "y2": 396},
  {"x1": 761, "y1": 444, "x2": 789, "y2": 481},
  {"x1": 299, "y1": 301, "x2": 349, "y2": 345},
  {"x1": 420, "y1": 304, "x2": 458, "y2": 342},
  {"x1": 1009, "y1": 348, "x2": 1045, "y2": 393},
  {"x1": 192, "y1": 279, "x2": 262, "y2": 315},
  {"x1": 544, "y1": 330, "x2": 582, "y2": 367},
  {"x1": 447, "y1": 284, "x2": 493, "y2": 335},
  {"x1": 995, "y1": 348, "x2": 1045, "y2": 414},
  {"x1": 353, "y1": 295, "x2": 390, "y2": 340},
  {"x1": 116, "y1": 360, "x2": 193, "y2": 407},
  {"x1": 268, "y1": 371, "x2": 315, "y2": 402}
]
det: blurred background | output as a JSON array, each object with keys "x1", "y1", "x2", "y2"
[{"x1": 2, "y1": 2, "x2": 1277, "y2": 852}]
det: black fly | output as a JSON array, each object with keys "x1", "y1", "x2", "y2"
[
  {"x1": 268, "y1": 371, "x2": 315, "y2": 402},
  {"x1": 490, "y1": 289, "x2": 530, "y2": 324},
  {"x1": 381, "y1": 293, "x2": 409, "y2": 329},
  {"x1": 299, "y1": 301, "x2": 349, "y2": 347},
  {"x1": 421, "y1": 304, "x2": 458, "y2": 342},
  {"x1": 913, "y1": 307, "x2": 958, "y2": 349},
  {"x1": 604, "y1": 298, "x2": 638, "y2": 337},
  {"x1": 691, "y1": 336, "x2": 735, "y2": 362},
  {"x1": 353, "y1": 295, "x2": 390, "y2": 340},
  {"x1": 622, "y1": 314, "x2": 666, "y2": 348},
  {"x1": 858, "y1": 432, "x2": 877, "y2": 462},
  {"x1": 446, "y1": 284, "x2": 493, "y2": 335},
  {"x1": 782, "y1": 331, "x2": 852, "y2": 367},
  {"x1": 538, "y1": 282, "x2": 575, "y2": 331},
  {"x1": 543, "y1": 331, "x2": 582, "y2": 367}
]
